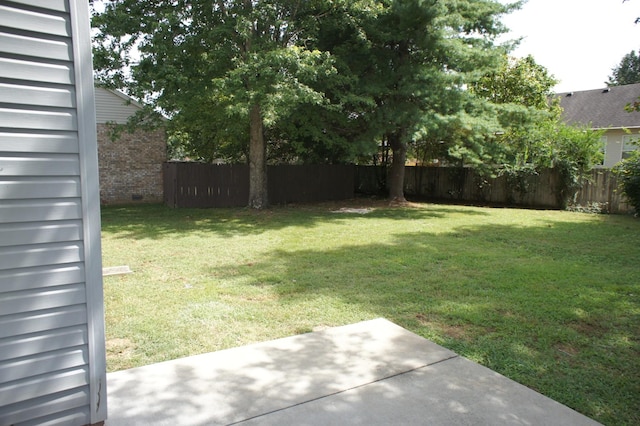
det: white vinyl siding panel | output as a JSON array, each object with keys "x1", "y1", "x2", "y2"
[
  {"x1": 0, "y1": 284, "x2": 86, "y2": 316},
  {"x1": 0, "y1": 305, "x2": 88, "y2": 340},
  {"x1": 0, "y1": 131, "x2": 79, "y2": 153},
  {"x1": 0, "y1": 57, "x2": 74, "y2": 85},
  {"x1": 0, "y1": 32, "x2": 73, "y2": 61},
  {"x1": 0, "y1": 367, "x2": 89, "y2": 407},
  {"x1": 0, "y1": 220, "x2": 83, "y2": 246},
  {"x1": 0, "y1": 264, "x2": 85, "y2": 293},
  {"x1": 0, "y1": 325, "x2": 87, "y2": 361},
  {"x1": 0, "y1": 346, "x2": 88, "y2": 383},
  {"x1": 0, "y1": 176, "x2": 81, "y2": 200},
  {"x1": 0, "y1": 83, "x2": 76, "y2": 108},
  {"x1": 0, "y1": 1, "x2": 106, "y2": 425},
  {"x1": 0, "y1": 242, "x2": 84, "y2": 270},
  {"x1": 0, "y1": 5, "x2": 71, "y2": 36},
  {"x1": 94, "y1": 87, "x2": 142, "y2": 124},
  {"x1": 0, "y1": 387, "x2": 89, "y2": 426},
  {"x1": 3, "y1": 0, "x2": 69, "y2": 13},
  {"x1": 0, "y1": 199, "x2": 82, "y2": 223},
  {"x1": 0, "y1": 153, "x2": 80, "y2": 175},
  {"x1": 0, "y1": 107, "x2": 77, "y2": 131}
]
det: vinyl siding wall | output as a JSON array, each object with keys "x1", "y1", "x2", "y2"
[
  {"x1": 601, "y1": 129, "x2": 631, "y2": 168},
  {"x1": 94, "y1": 88, "x2": 141, "y2": 125},
  {"x1": 0, "y1": 1, "x2": 107, "y2": 425}
]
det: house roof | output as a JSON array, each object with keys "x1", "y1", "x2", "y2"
[{"x1": 556, "y1": 82, "x2": 640, "y2": 129}]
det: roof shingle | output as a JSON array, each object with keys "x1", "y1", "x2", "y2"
[{"x1": 556, "y1": 82, "x2": 640, "y2": 129}]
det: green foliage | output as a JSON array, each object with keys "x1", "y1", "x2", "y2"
[
  {"x1": 468, "y1": 54, "x2": 561, "y2": 169},
  {"x1": 332, "y1": 0, "x2": 519, "y2": 199},
  {"x1": 607, "y1": 49, "x2": 640, "y2": 86},
  {"x1": 471, "y1": 55, "x2": 559, "y2": 110},
  {"x1": 496, "y1": 121, "x2": 605, "y2": 207},
  {"x1": 614, "y1": 151, "x2": 640, "y2": 215},
  {"x1": 92, "y1": 0, "x2": 352, "y2": 207},
  {"x1": 469, "y1": 54, "x2": 604, "y2": 207},
  {"x1": 91, "y1": 0, "x2": 532, "y2": 201},
  {"x1": 91, "y1": 1, "x2": 381, "y2": 165}
]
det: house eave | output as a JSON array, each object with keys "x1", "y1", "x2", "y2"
[{"x1": 592, "y1": 126, "x2": 640, "y2": 131}]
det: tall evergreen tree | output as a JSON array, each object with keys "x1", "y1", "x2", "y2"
[
  {"x1": 607, "y1": 49, "x2": 640, "y2": 86},
  {"x1": 332, "y1": 0, "x2": 519, "y2": 202}
]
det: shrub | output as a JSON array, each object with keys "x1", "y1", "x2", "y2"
[{"x1": 614, "y1": 151, "x2": 640, "y2": 215}]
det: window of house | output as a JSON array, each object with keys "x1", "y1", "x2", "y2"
[
  {"x1": 622, "y1": 134, "x2": 640, "y2": 159},
  {"x1": 598, "y1": 136, "x2": 607, "y2": 165}
]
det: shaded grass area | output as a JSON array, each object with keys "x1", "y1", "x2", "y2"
[{"x1": 101, "y1": 201, "x2": 640, "y2": 425}]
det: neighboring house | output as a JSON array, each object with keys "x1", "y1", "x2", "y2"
[
  {"x1": 95, "y1": 87, "x2": 166, "y2": 204},
  {"x1": 557, "y1": 83, "x2": 640, "y2": 168},
  {"x1": 0, "y1": 1, "x2": 107, "y2": 425}
]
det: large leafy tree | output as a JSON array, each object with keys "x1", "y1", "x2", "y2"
[
  {"x1": 92, "y1": 0, "x2": 341, "y2": 208},
  {"x1": 470, "y1": 54, "x2": 560, "y2": 167},
  {"x1": 607, "y1": 49, "x2": 640, "y2": 86},
  {"x1": 471, "y1": 54, "x2": 603, "y2": 206},
  {"x1": 328, "y1": 0, "x2": 519, "y2": 202},
  {"x1": 93, "y1": 0, "x2": 521, "y2": 205},
  {"x1": 472, "y1": 55, "x2": 557, "y2": 110}
]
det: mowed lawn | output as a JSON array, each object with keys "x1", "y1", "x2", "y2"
[{"x1": 101, "y1": 201, "x2": 639, "y2": 425}]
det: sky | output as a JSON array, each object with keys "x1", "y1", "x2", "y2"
[{"x1": 498, "y1": 0, "x2": 640, "y2": 93}]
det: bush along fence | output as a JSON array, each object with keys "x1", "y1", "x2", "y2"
[{"x1": 163, "y1": 163, "x2": 630, "y2": 213}]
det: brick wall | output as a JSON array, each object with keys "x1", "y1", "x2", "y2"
[{"x1": 97, "y1": 124, "x2": 166, "y2": 204}]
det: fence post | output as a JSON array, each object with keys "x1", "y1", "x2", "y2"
[{"x1": 163, "y1": 162, "x2": 177, "y2": 208}]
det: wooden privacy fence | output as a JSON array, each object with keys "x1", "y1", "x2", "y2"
[
  {"x1": 572, "y1": 169, "x2": 629, "y2": 212},
  {"x1": 164, "y1": 163, "x2": 630, "y2": 213},
  {"x1": 163, "y1": 162, "x2": 354, "y2": 208},
  {"x1": 356, "y1": 166, "x2": 630, "y2": 213}
]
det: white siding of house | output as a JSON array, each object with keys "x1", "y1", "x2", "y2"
[
  {"x1": 601, "y1": 129, "x2": 628, "y2": 168},
  {"x1": 94, "y1": 87, "x2": 142, "y2": 125},
  {"x1": 0, "y1": 1, "x2": 106, "y2": 425}
]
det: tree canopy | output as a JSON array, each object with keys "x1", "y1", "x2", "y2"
[
  {"x1": 469, "y1": 54, "x2": 560, "y2": 168},
  {"x1": 92, "y1": 0, "x2": 527, "y2": 206},
  {"x1": 470, "y1": 54, "x2": 603, "y2": 205},
  {"x1": 93, "y1": 0, "x2": 347, "y2": 208},
  {"x1": 607, "y1": 49, "x2": 640, "y2": 86},
  {"x1": 313, "y1": 0, "x2": 520, "y2": 201}
]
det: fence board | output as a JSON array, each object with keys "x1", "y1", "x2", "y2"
[
  {"x1": 164, "y1": 163, "x2": 629, "y2": 213},
  {"x1": 573, "y1": 169, "x2": 630, "y2": 213},
  {"x1": 358, "y1": 166, "x2": 630, "y2": 213},
  {"x1": 164, "y1": 163, "x2": 354, "y2": 208}
]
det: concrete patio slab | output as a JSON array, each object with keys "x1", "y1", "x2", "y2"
[{"x1": 106, "y1": 318, "x2": 601, "y2": 425}]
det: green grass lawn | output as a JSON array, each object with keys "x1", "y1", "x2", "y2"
[{"x1": 101, "y1": 200, "x2": 639, "y2": 426}]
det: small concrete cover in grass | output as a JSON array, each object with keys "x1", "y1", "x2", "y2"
[
  {"x1": 332, "y1": 207, "x2": 374, "y2": 214},
  {"x1": 103, "y1": 265, "x2": 133, "y2": 276}
]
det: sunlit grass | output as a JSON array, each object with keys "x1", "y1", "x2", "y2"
[{"x1": 101, "y1": 200, "x2": 639, "y2": 425}]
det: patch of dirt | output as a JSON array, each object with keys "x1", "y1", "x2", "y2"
[
  {"x1": 568, "y1": 320, "x2": 608, "y2": 338},
  {"x1": 555, "y1": 343, "x2": 579, "y2": 357},
  {"x1": 441, "y1": 324, "x2": 468, "y2": 339},
  {"x1": 415, "y1": 313, "x2": 470, "y2": 340},
  {"x1": 106, "y1": 338, "x2": 136, "y2": 356},
  {"x1": 311, "y1": 197, "x2": 426, "y2": 211},
  {"x1": 494, "y1": 308, "x2": 517, "y2": 319}
]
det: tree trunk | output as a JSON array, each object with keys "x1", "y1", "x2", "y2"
[
  {"x1": 248, "y1": 103, "x2": 268, "y2": 209},
  {"x1": 388, "y1": 130, "x2": 407, "y2": 203}
]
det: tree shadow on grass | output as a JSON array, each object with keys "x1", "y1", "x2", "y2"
[
  {"x1": 100, "y1": 201, "x2": 489, "y2": 240},
  {"x1": 203, "y1": 219, "x2": 639, "y2": 425}
]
